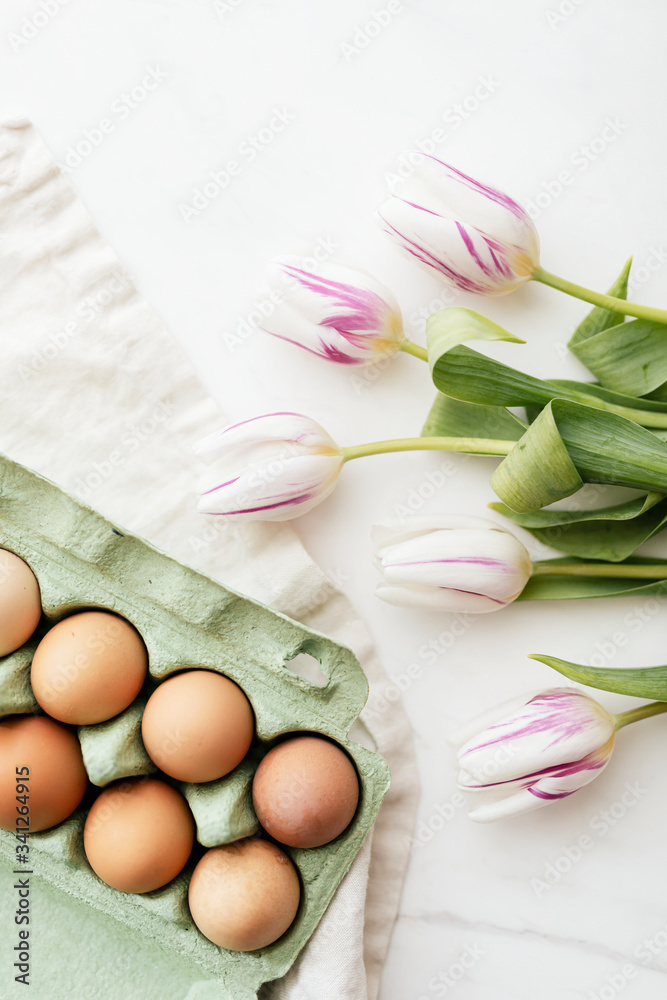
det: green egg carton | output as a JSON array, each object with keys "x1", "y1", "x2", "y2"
[{"x1": 0, "y1": 454, "x2": 390, "y2": 999}]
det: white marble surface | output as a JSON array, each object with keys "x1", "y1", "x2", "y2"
[{"x1": 2, "y1": 1, "x2": 667, "y2": 997}]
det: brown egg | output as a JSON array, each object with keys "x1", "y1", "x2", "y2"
[
  {"x1": 31, "y1": 610, "x2": 148, "y2": 725},
  {"x1": 0, "y1": 550, "x2": 42, "y2": 657},
  {"x1": 83, "y1": 777, "x2": 194, "y2": 893},
  {"x1": 0, "y1": 715, "x2": 88, "y2": 832},
  {"x1": 252, "y1": 735, "x2": 359, "y2": 848},
  {"x1": 188, "y1": 839, "x2": 300, "y2": 951},
  {"x1": 141, "y1": 669, "x2": 254, "y2": 783}
]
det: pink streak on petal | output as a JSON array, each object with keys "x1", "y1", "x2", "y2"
[
  {"x1": 424, "y1": 155, "x2": 533, "y2": 225},
  {"x1": 201, "y1": 475, "x2": 240, "y2": 496},
  {"x1": 379, "y1": 213, "x2": 490, "y2": 294},
  {"x1": 391, "y1": 557, "x2": 512, "y2": 569},
  {"x1": 461, "y1": 692, "x2": 607, "y2": 756},
  {"x1": 280, "y1": 265, "x2": 390, "y2": 335},
  {"x1": 456, "y1": 221, "x2": 494, "y2": 277},
  {"x1": 261, "y1": 327, "x2": 365, "y2": 366},
  {"x1": 221, "y1": 412, "x2": 308, "y2": 435},
  {"x1": 441, "y1": 588, "x2": 506, "y2": 605},
  {"x1": 208, "y1": 493, "x2": 315, "y2": 516}
]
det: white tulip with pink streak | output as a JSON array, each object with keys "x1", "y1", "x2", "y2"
[
  {"x1": 195, "y1": 412, "x2": 343, "y2": 521},
  {"x1": 372, "y1": 515, "x2": 532, "y2": 613},
  {"x1": 263, "y1": 258, "x2": 404, "y2": 365},
  {"x1": 379, "y1": 157, "x2": 540, "y2": 295},
  {"x1": 453, "y1": 688, "x2": 617, "y2": 822}
]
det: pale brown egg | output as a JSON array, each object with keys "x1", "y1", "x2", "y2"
[
  {"x1": 252, "y1": 735, "x2": 359, "y2": 848},
  {"x1": 31, "y1": 610, "x2": 148, "y2": 725},
  {"x1": 0, "y1": 550, "x2": 42, "y2": 657},
  {"x1": 83, "y1": 777, "x2": 195, "y2": 893},
  {"x1": 141, "y1": 669, "x2": 254, "y2": 783},
  {"x1": 188, "y1": 839, "x2": 300, "y2": 951},
  {"x1": 0, "y1": 715, "x2": 88, "y2": 832}
]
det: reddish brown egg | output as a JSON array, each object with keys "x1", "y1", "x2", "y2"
[
  {"x1": 141, "y1": 669, "x2": 254, "y2": 783},
  {"x1": 252, "y1": 735, "x2": 359, "y2": 848},
  {"x1": 31, "y1": 610, "x2": 148, "y2": 725},
  {"x1": 0, "y1": 550, "x2": 42, "y2": 657},
  {"x1": 83, "y1": 777, "x2": 194, "y2": 893},
  {"x1": 0, "y1": 715, "x2": 88, "y2": 832},
  {"x1": 188, "y1": 839, "x2": 300, "y2": 951}
]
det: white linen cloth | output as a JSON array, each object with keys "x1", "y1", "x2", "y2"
[{"x1": 0, "y1": 117, "x2": 419, "y2": 1000}]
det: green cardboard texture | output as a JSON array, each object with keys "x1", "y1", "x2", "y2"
[{"x1": 0, "y1": 455, "x2": 390, "y2": 1000}]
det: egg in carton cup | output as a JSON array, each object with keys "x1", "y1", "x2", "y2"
[{"x1": 0, "y1": 454, "x2": 390, "y2": 1000}]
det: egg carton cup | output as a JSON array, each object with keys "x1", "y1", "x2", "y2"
[{"x1": 0, "y1": 455, "x2": 390, "y2": 1000}]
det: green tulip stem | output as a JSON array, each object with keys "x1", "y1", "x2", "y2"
[
  {"x1": 399, "y1": 339, "x2": 429, "y2": 361},
  {"x1": 341, "y1": 436, "x2": 516, "y2": 463},
  {"x1": 613, "y1": 701, "x2": 667, "y2": 730},
  {"x1": 531, "y1": 562, "x2": 667, "y2": 579},
  {"x1": 533, "y1": 267, "x2": 667, "y2": 325},
  {"x1": 608, "y1": 404, "x2": 667, "y2": 430}
]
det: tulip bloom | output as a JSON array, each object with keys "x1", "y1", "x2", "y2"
[
  {"x1": 453, "y1": 688, "x2": 616, "y2": 822},
  {"x1": 372, "y1": 515, "x2": 532, "y2": 613},
  {"x1": 263, "y1": 258, "x2": 404, "y2": 365},
  {"x1": 195, "y1": 413, "x2": 343, "y2": 521},
  {"x1": 378, "y1": 157, "x2": 540, "y2": 295}
]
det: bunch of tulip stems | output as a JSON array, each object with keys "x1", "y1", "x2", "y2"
[{"x1": 195, "y1": 158, "x2": 667, "y2": 820}]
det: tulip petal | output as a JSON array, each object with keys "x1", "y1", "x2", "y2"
[
  {"x1": 198, "y1": 452, "x2": 341, "y2": 520},
  {"x1": 372, "y1": 514, "x2": 505, "y2": 549},
  {"x1": 380, "y1": 199, "x2": 532, "y2": 295},
  {"x1": 375, "y1": 583, "x2": 503, "y2": 613},
  {"x1": 448, "y1": 692, "x2": 543, "y2": 748},
  {"x1": 528, "y1": 744, "x2": 612, "y2": 799},
  {"x1": 260, "y1": 300, "x2": 378, "y2": 365},
  {"x1": 467, "y1": 787, "x2": 547, "y2": 822},
  {"x1": 268, "y1": 258, "x2": 401, "y2": 323},
  {"x1": 404, "y1": 157, "x2": 537, "y2": 252},
  {"x1": 195, "y1": 412, "x2": 339, "y2": 456}
]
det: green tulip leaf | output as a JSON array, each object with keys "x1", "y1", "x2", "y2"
[
  {"x1": 490, "y1": 492, "x2": 667, "y2": 562},
  {"x1": 568, "y1": 257, "x2": 631, "y2": 347},
  {"x1": 529, "y1": 652, "x2": 667, "y2": 701},
  {"x1": 549, "y1": 380, "x2": 667, "y2": 417},
  {"x1": 568, "y1": 258, "x2": 667, "y2": 397},
  {"x1": 491, "y1": 400, "x2": 667, "y2": 513},
  {"x1": 429, "y1": 344, "x2": 667, "y2": 432},
  {"x1": 425, "y1": 307, "x2": 525, "y2": 362},
  {"x1": 421, "y1": 392, "x2": 527, "y2": 441},
  {"x1": 430, "y1": 342, "x2": 573, "y2": 408},
  {"x1": 570, "y1": 319, "x2": 667, "y2": 398}
]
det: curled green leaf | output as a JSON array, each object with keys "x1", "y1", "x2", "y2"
[{"x1": 491, "y1": 400, "x2": 667, "y2": 513}]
